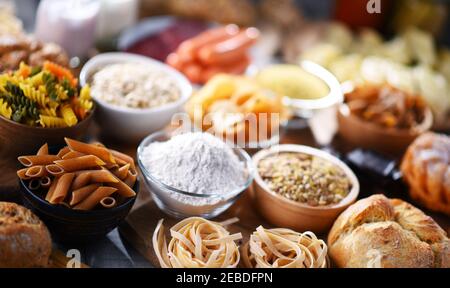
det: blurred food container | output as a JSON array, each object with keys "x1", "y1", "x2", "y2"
[
  {"x1": 139, "y1": 0, "x2": 256, "y2": 26},
  {"x1": 337, "y1": 83, "x2": 434, "y2": 156},
  {"x1": 118, "y1": 17, "x2": 208, "y2": 61},
  {"x1": 0, "y1": 0, "x2": 23, "y2": 36},
  {"x1": 35, "y1": 0, "x2": 100, "y2": 58},
  {"x1": 391, "y1": 0, "x2": 448, "y2": 36},
  {"x1": 334, "y1": 0, "x2": 393, "y2": 29},
  {"x1": 96, "y1": 0, "x2": 138, "y2": 47}
]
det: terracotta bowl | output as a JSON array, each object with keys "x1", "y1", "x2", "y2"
[
  {"x1": 252, "y1": 145, "x2": 360, "y2": 234},
  {"x1": 337, "y1": 104, "x2": 433, "y2": 157},
  {"x1": 0, "y1": 107, "x2": 95, "y2": 161}
]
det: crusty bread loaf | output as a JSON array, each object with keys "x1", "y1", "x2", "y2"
[
  {"x1": 0, "y1": 202, "x2": 52, "y2": 268},
  {"x1": 328, "y1": 194, "x2": 450, "y2": 268},
  {"x1": 400, "y1": 132, "x2": 450, "y2": 216}
]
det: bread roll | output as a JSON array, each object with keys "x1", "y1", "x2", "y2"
[
  {"x1": 0, "y1": 35, "x2": 69, "y2": 72},
  {"x1": 401, "y1": 132, "x2": 450, "y2": 216},
  {"x1": 0, "y1": 202, "x2": 52, "y2": 268},
  {"x1": 328, "y1": 194, "x2": 450, "y2": 268}
]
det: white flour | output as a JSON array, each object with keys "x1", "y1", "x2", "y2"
[{"x1": 141, "y1": 132, "x2": 247, "y2": 206}]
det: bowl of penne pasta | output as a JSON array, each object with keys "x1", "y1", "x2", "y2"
[{"x1": 17, "y1": 139, "x2": 139, "y2": 242}]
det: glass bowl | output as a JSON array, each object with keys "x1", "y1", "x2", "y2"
[{"x1": 137, "y1": 130, "x2": 254, "y2": 219}]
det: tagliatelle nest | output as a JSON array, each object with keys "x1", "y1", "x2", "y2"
[
  {"x1": 241, "y1": 226, "x2": 328, "y2": 268},
  {"x1": 152, "y1": 217, "x2": 242, "y2": 268}
]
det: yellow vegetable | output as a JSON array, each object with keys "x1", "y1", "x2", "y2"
[{"x1": 256, "y1": 65, "x2": 330, "y2": 100}]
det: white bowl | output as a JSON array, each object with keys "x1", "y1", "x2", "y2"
[{"x1": 80, "y1": 52, "x2": 192, "y2": 142}]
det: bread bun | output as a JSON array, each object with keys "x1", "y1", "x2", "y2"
[
  {"x1": 0, "y1": 202, "x2": 52, "y2": 268},
  {"x1": 328, "y1": 194, "x2": 450, "y2": 268},
  {"x1": 401, "y1": 132, "x2": 450, "y2": 216}
]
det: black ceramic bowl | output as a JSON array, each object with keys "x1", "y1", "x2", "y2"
[
  {"x1": 19, "y1": 178, "x2": 139, "y2": 243},
  {"x1": 18, "y1": 147, "x2": 139, "y2": 243}
]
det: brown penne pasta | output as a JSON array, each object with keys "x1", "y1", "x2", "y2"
[
  {"x1": 70, "y1": 183, "x2": 101, "y2": 206},
  {"x1": 25, "y1": 165, "x2": 47, "y2": 178},
  {"x1": 113, "y1": 157, "x2": 128, "y2": 167},
  {"x1": 112, "y1": 163, "x2": 130, "y2": 180},
  {"x1": 124, "y1": 169, "x2": 137, "y2": 188},
  {"x1": 110, "y1": 149, "x2": 136, "y2": 171},
  {"x1": 74, "y1": 187, "x2": 117, "y2": 210},
  {"x1": 45, "y1": 177, "x2": 59, "y2": 202},
  {"x1": 40, "y1": 176, "x2": 52, "y2": 188},
  {"x1": 65, "y1": 138, "x2": 116, "y2": 164},
  {"x1": 28, "y1": 179, "x2": 41, "y2": 190},
  {"x1": 62, "y1": 151, "x2": 86, "y2": 160},
  {"x1": 105, "y1": 163, "x2": 119, "y2": 170},
  {"x1": 92, "y1": 141, "x2": 106, "y2": 147},
  {"x1": 46, "y1": 164, "x2": 65, "y2": 176},
  {"x1": 107, "y1": 179, "x2": 136, "y2": 198},
  {"x1": 99, "y1": 197, "x2": 116, "y2": 208},
  {"x1": 37, "y1": 143, "x2": 49, "y2": 156},
  {"x1": 54, "y1": 155, "x2": 105, "y2": 172},
  {"x1": 72, "y1": 171, "x2": 91, "y2": 190},
  {"x1": 49, "y1": 172, "x2": 75, "y2": 204},
  {"x1": 17, "y1": 168, "x2": 31, "y2": 180},
  {"x1": 56, "y1": 146, "x2": 71, "y2": 158},
  {"x1": 72, "y1": 170, "x2": 119, "y2": 190},
  {"x1": 18, "y1": 155, "x2": 59, "y2": 167}
]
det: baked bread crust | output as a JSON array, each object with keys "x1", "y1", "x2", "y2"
[
  {"x1": 0, "y1": 35, "x2": 69, "y2": 72},
  {"x1": 401, "y1": 132, "x2": 450, "y2": 216},
  {"x1": 328, "y1": 194, "x2": 450, "y2": 268},
  {"x1": 0, "y1": 202, "x2": 52, "y2": 268}
]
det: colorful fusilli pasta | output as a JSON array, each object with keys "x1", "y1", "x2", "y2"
[
  {"x1": 0, "y1": 61, "x2": 93, "y2": 127},
  {"x1": 28, "y1": 71, "x2": 44, "y2": 87},
  {"x1": 38, "y1": 115, "x2": 67, "y2": 128},
  {"x1": 0, "y1": 98, "x2": 12, "y2": 119},
  {"x1": 61, "y1": 105, "x2": 78, "y2": 127},
  {"x1": 20, "y1": 83, "x2": 48, "y2": 107},
  {"x1": 40, "y1": 107, "x2": 57, "y2": 117},
  {"x1": 78, "y1": 85, "x2": 93, "y2": 111}
]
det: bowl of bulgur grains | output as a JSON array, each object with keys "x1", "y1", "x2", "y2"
[{"x1": 252, "y1": 144, "x2": 359, "y2": 233}]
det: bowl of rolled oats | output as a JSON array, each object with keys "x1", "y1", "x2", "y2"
[
  {"x1": 80, "y1": 52, "x2": 192, "y2": 142},
  {"x1": 252, "y1": 144, "x2": 359, "y2": 233}
]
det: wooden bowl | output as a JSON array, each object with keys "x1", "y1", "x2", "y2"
[
  {"x1": 337, "y1": 104, "x2": 433, "y2": 156},
  {"x1": 252, "y1": 145, "x2": 359, "y2": 234},
  {"x1": 0, "y1": 107, "x2": 94, "y2": 161}
]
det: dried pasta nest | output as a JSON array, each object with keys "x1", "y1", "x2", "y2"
[
  {"x1": 152, "y1": 217, "x2": 242, "y2": 268},
  {"x1": 241, "y1": 226, "x2": 328, "y2": 268}
]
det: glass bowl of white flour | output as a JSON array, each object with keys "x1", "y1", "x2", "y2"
[{"x1": 137, "y1": 131, "x2": 254, "y2": 218}]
